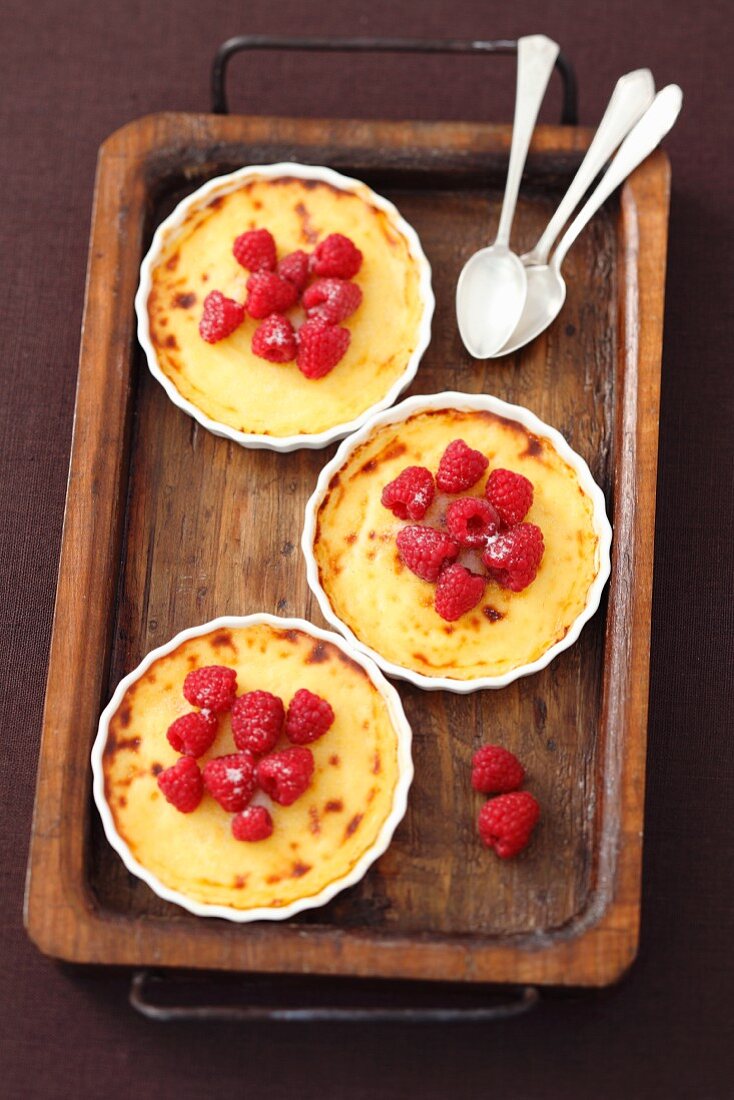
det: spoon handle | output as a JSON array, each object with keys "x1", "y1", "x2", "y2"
[
  {"x1": 495, "y1": 35, "x2": 560, "y2": 249},
  {"x1": 524, "y1": 69, "x2": 655, "y2": 265},
  {"x1": 553, "y1": 84, "x2": 683, "y2": 270}
]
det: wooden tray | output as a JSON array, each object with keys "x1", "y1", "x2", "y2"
[{"x1": 24, "y1": 111, "x2": 669, "y2": 987}]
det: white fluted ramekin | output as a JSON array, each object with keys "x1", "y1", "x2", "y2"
[
  {"x1": 91, "y1": 614, "x2": 413, "y2": 922},
  {"x1": 135, "y1": 162, "x2": 434, "y2": 452},
  {"x1": 302, "y1": 392, "x2": 613, "y2": 693}
]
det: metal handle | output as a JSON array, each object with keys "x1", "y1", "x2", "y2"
[
  {"x1": 211, "y1": 35, "x2": 578, "y2": 125},
  {"x1": 130, "y1": 970, "x2": 539, "y2": 1023},
  {"x1": 495, "y1": 35, "x2": 560, "y2": 247},
  {"x1": 553, "y1": 84, "x2": 682, "y2": 270},
  {"x1": 524, "y1": 68, "x2": 655, "y2": 264}
]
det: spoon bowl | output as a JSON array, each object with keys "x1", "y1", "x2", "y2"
[
  {"x1": 456, "y1": 245, "x2": 527, "y2": 358},
  {"x1": 492, "y1": 263, "x2": 567, "y2": 356}
]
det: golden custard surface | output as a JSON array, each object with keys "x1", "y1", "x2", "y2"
[
  {"x1": 148, "y1": 177, "x2": 424, "y2": 437},
  {"x1": 102, "y1": 624, "x2": 400, "y2": 910},
  {"x1": 314, "y1": 410, "x2": 600, "y2": 680}
]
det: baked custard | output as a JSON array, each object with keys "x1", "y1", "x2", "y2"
[
  {"x1": 97, "y1": 621, "x2": 408, "y2": 914},
  {"x1": 310, "y1": 405, "x2": 604, "y2": 683},
  {"x1": 143, "y1": 167, "x2": 430, "y2": 441}
]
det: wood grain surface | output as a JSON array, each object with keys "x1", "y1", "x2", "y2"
[{"x1": 24, "y1": 113, "x2": 670, "y2": 986}]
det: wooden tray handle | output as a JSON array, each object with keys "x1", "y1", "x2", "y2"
[
  {"x1": 211, "y1": 35, "x2": 578, "y2": 125},
  {"x1": 130, "y1": 970, "x2": 539, "y2": 1023}
]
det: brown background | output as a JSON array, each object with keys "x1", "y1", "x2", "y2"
[{"x1": 1, "y1": 0, "x2": 732, "y2": 1096}]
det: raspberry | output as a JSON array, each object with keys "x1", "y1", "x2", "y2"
[
  {"x1": 183, "y1": 665, "x2": 237, "y2": 714},
  {"x1": 199, "y1": 290, "x2": 245, "y2": 344},
  {"x1": 285, "y1": 688, "x2": 334, "y2": 745},
  {"x1": 245, "y1": 271, "x2": 299, "y2": 319},
  {"x1": 157, "y1": 756, "x2": 204, "y2": 813},
  {"x1": 251, "y1": 313, "x2": 297, "y2": 363},
  {"x1": 381, "y1": 466, "x2": 435, "y2": 521},
  {"x1": 435, "y1": 439, "x2": 489, "y2": 493},
  {"x1": 232, "y1": 805, "x2": 274, "y2": 842},
  {"x1": 471, "y1": 745, "x2": 525, "y2": 793},
  {"x1": 478, "y1": 791, "x2": 540, "y2": 858},
  {"x1": 231, "y1": 690, "x2": 284, "y2": 755},
  {"x1": 257, "y1": 747, "x2": 314, "y2": 806},
  {"x1": 302, "y1": 278, "x2": 363, "y2": 324},
  {"x1": 396, "y1": 525, "x2": 459, "y2": 582},
  {"x1": 166, "y1": 711, "x2": 218, "y2": 758},
  {"x1": 485, "y1": 468, "x2": 534, "y2": 526},
  {"x1": 203, "y1": 751, "x2": 257, "y2": 812},
  {"x1": 482, "y1": 523, "x2": 545, "y2": 592},
  {"x1": 310, "y1": 233, "x2": 363, "y2": 279},
  {"x1": 445, "y1": 497, "x2": 501, "y2": 548},
  {"x1": 232, "y1": 228, "x2": 276, "y2": 272},
  {"x1": 277, "y1": 249, "x2": 310, "y2": 291},
  {"x1": 296, "y1": 317, "x2": 350, "y2": 379},
  {"x1": 434, "y1": 563, "x2": 485, "y2": 621}
]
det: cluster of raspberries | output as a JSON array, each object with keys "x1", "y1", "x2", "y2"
[
  {"x1": 381, "y1": 439, "x2": 545, "y2": 622},
  {"x1": 156, "y1": 664, "x2": 334, "y2": 842},
  {"x1": 198, "y1": 228, "x2": 363, "y2": 379},
  {"x1": 471, "y1": 744, "x2": 540, "y2": 858}
]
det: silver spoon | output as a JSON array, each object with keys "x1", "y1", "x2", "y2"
[
  {"x1": 456, "y1": 34, "x2": 560, "y2": 359},
  {"x1": 490, "y1": 84, "x2": 683, "y2": 358}
]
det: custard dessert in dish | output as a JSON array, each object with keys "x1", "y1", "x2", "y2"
[
  {"x1": 136, "y1": 163, "x2": 433, "y2": 449},
  {"x1": 304, "y1": 393, "x2": 611, "y2": 691},
  {"x1": 92, "y1": 616, "x2": 412, "y2": 920}
]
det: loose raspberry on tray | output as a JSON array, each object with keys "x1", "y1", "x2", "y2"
[
  {"x1": 302, "y1": 278, "x2": 363, "y2": 324},
  {"x1": 199, "y1": 290, "x2": 245, "y2": 344},
  {"x1": 257, "y1": 747, "x2": 314, "y2": 806},
  {"x1": 277, "y1": 249, "x2": 310, "y2": 291},
  {"x1": 482, "y1": 523, "x2": 545, "y2": 592},
  {"x1": 232, "y1": 228, "x2": 277, "y2": 272},
  {"x1": 381, "y1": 466, "x2": 435, "y2": 521},
  {"x1": 285, "y1": 688, "x2": 335, "y2": 745},
  {"x1": 252, "y1": 313, "x2": 297, "y2": 363},
  {"x1": 477, "y1": 791, "x2": 540, "y2": 858},
  {"x1": 396, "y1": 525, "x2": 459, "y2": 582},
  {"x1": 166, "y1": 711, "x2": 218, "y2": 758},
  {"x1": 471, "y1": 745, "x2": 525, "y2": 794},
  {"x1": 435, "y1": 439, "x2": 489, "y2": 493},
  {"x1": 232, "y1": 805, "x2": 274, "y2": 842},
  {"x1": 231, "y1": 690, "x2": 285, "y2": 755},
  {"x1": 245, "y1": 271, "x2": 299, "y2": 319},
  {"x1": 183, "y1": 665, "x2": 237, "y2": 713},
  {"x1": 157, "y1": 756, "x2": 204, "y2": 814},
  {"x1": 310, "y1": 233, "x2": 363, "y2": 279},
  {"x1": 485, "y1": 468, "x2": 534, "y2": 526},
  {"x1": 203, "y1": 751, "x2": 258, "y2": 812},
  {"x1": 445, "y1": 497, "x2": 500, "y2": 548},
  {"x1": 434, "y1": 563, "x2": 485, "y2": 622},
  {"x1": 297, "y1": 317, "x2": 350, "y2": 379}
]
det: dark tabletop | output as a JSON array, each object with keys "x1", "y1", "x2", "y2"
[{"x1": 2, "y1": 1, "x2": 732, "y2": 1096}]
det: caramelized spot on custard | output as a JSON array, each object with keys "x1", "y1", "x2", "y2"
[
  {"x1": 360, "y1": 459, "x2": 377, "y2": 475},
  {"x1": 151, "y1": 763, "x2": 163, "y2": 776},
  {"x1": 209, "y1": 195, "x2": 224, "y2": 210},
  {"x1": 252, "y1": 199, "x2": 263, "y2": 210},
  {"x1": 211, "y1": 629, "x2": 234, "y2": 649},
  {"x1": 118, "y1": 796, "x2": 127, "y2": 808},
  {"x1": 345, "y1": 533, "x2": 357, "y2": 545},
  {"x1": 233, "y1": 874, "x2": 248, "y2": 889},
  {"x1": 412, "y1": 652, "x2": 428, "y2": 664},
  {"x1": 325, "y1": 799, "x2": 343, "y2": 813},
  {"x1": 367, "y1": 787, "x2": 377, "y2": 803},
  {"x1": 345, "y1": 814, "x2": 363, "y2": 837},
  {"x1": 173, "y1": 292, "x2": 197, "y2": 309},
  {"x1": 372, "y1": 752, "x2": 381, "y2": 775},
  {"x1": 294, "y1": 201, "x2": 319, "y2": 245},
  {"x1": 368, "y1": 530, "x2": 376, "y2": 540},
  {"x1": 266, "y1": 874, "x2": 281, "y2": 885},
  {"x1": 164, "y1": 334, "x2": 178, "y2": 349},
  {"x1": 522, "y1": 435, "x2": 543, "y2": 458},
  {"x1": 335, "y1": 649, "x2": 369, "y2": 678},
  {"x1": 329, "y1": 754, "x2": 341, "y2": 767},
  {"x1": 165, "y1": 252, "x2": 180, "y2": 271},
  {"x1": 306, "y1": 642, "x2": 329, "y2": 664},
  {"x1": 118, "y1": 705, "x2": 132, "y2": 729},
  {"x1": 144, "y1": 671, "x2": 157, "y2": 685},
  {"x1": 328, "y1": 472, "x2": 341, "y2": 491},
  {"x1": 483, "y1": 606, "x2": 505, "y2": 623},
  {"x1": 276, "y1": 629, "x2": 300, "y2": 644},
  {"x1": 308, "y1": 806, "x2": 321, "y2": 834},
  {"x1": 291, "y1": 861, "x2": 311, "y2": 878},
  {"x1": 382, "y1": 442, "x2": 407, "y2": 462},
  {"x1": 443, "y1": 625, "x2": 455, "y2": 635}
]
